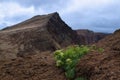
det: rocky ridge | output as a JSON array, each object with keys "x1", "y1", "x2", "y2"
[
  {"x1": 0, "y1": 12, "x2": 80, "y2": 60},
  {"x1": 76, "y1": 29, "x2": 110, "y2": 45}
]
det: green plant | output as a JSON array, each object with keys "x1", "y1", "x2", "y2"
[
  {"x1": 75, "y1": 77, "x2": 87, "y2": 80},
  {"x1": 90, "y1": 45, "x2": 104, "y2": 53},
  {"x1": 54, "y1": 45, "x2": 90, "y2": 80},
  {"x1": 97, "y1": 48, "x2": 104, "y2": 53},
  {"x1": 90, "y1": 45, "x2": 97, "y2": 50}
]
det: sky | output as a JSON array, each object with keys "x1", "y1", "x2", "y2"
[{"x1": 0, "y1": 0, "x2": 120, "y2": 33}]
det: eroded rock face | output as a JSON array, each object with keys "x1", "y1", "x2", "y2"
[
  {"x1": 76, "y1": 29, "x2": 110, "y2": 45},
  {"x1": 0, "y1": 12, "x2": 80, "y2": 60}
]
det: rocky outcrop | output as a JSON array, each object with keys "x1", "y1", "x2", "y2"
[
  {"x1": 0, "y1": 12, "x2": 80, "y2": 60},
  {"x1": 76, "y1": 29, "x2": 110, "y2": 45}
]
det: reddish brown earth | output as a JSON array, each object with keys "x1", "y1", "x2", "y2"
[
  {"x1": 0, "y1": 51, "x2": 66, "y2": 80},
  {"x1": 0, "y1": 12, "x2": 118, "y2": 80},
  {"x1": 0, "y1": 12, "x2": 79, "y2": 80},
  {"x1": 76, "y1": 29, "x2": 120, "y2": 80}
]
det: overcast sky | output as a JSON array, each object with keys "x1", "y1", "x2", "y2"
[{"x1": 0, "y1": 0, "x2": 120, "y2": 33}]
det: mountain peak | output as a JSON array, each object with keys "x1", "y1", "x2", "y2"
[
  {"x1": 1, "y1": 12, "x2": 60, "y2": 31},
  {"x1": 0, "y1": 12, "x2": 80, "y2": 60},
  {"x1": 32, "y1": 12, "x2": 59, "y2": 18},
  {"x1": 49, "y1": 12, "x2": 59, "y2": 15}
]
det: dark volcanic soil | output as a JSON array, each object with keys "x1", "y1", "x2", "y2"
[
  {"x1": 0, "y1": 51, "x2": 66, "y2": 80},
  {"x1": 0, "y1": 12, "x2": 119, "y2": 80},
  {"x1": 76, "y1": 29, "x2": 120, "y2": 80}
]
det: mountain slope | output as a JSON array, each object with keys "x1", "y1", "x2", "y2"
[
  {"x1": 0, "y1": 12, "x2": 80, "y2": 60},
  {"x1": 76, "y1": 29, "x2": 110, "y2": 44},
  {"x1": 76, "y1": 29, "x2": 120, "y2": 80},
  {"x1": 0, "y1": 51, "x2": 66, "y2": 80}
]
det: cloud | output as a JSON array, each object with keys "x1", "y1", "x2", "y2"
[
  {"x1": 0, "y1": 2, "x2": 46, "y2": 29},
  {"x1": 0, "y1": 0, "x2": 63, "y2": 29},
  {"x1": 0, "y1": 0, "x2": 120, "y2": 32},
  {"x1": 0, "y1": 2, "x2": 35, "y2": 17},
  {"x1": 60, "y1": 0, "x2": 113, "y2": 14},
  {"x1": 60, "y1": 0, "x2": 120, "y2": 32}
]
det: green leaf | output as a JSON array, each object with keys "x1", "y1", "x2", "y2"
[{"x1": 54, "y1": 45, "x2": 103, "y2": 80}]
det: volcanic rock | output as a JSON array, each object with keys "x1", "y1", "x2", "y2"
[
  {"x1": 0, "y1": 12, "x2": 80, "y2": 60},
  {"x1": 76, "y1": 29, "x2": 110, "y2": 45}
]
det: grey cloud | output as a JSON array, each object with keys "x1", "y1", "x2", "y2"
[
  {"x1": 0, "y1": 0, "x2": 120, "y2": 33},
  {"x1": 0, "y1": 0, "x2": 62, "y2": 8}
]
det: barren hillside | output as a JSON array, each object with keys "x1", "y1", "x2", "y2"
[
  {"x1": 0, "y1": 12, "x2": 80, "y2": 60},
  {"x1": 76, "y1": 29, "x2": 120, "y2": 80}
]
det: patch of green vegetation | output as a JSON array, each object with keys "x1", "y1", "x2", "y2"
[
  {"x1": 54, "y1": 45, "x2": 104, "y2": 80},
  {"x1": 97, "y1": 48, "x2": 104, "y2": 53},
  {"x1": 75, "y1": 77, "x2": 87, "y2": 80},
  {"x1": 90, "y1": 45, "x2": 97, "y2": 50},
  {"x1": 54, "y1": 45, "x2": 90, "y2": 80},
  {"x1": 90, "y1": 45, "x2": 104, "y2": 53}
]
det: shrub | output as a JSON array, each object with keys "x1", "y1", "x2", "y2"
[
  {"x1": 54, "y1": 45, "x2": 90, "y2": 80},
  {"x1": 54, "y1": 45, "x2": 104, "y2": 80}
]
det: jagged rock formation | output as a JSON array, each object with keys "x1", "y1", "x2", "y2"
[
  {"x1": 0, "y1": 12, "x2": 80, "y2": 60},
  {"x1": 76, "y1": 29, "x2": 120, "y2": 80},
  {"x1": 76, "y1": 29, "x2": 110, "y2": 45}
]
